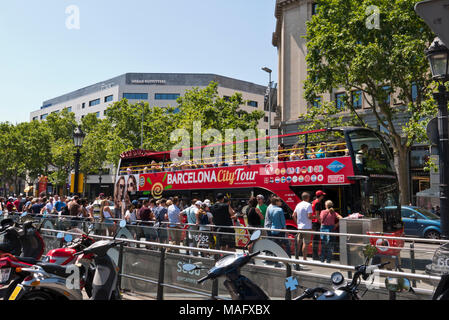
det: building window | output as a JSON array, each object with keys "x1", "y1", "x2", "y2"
[
  {"x1": 40, "y1": 114, "x2": 48, "y2": 120},
  {"x1": 96, "y1": 112, "x2": 100, "y2": 118},
  {"x1": 411, "y1": 83, "x2": 419, "y2": 102},
  {"x1": 82, "y1": 103, "x2": 86, "y2": 109},
  {"x1": 352, "y1": 91, "x2": 363, "y2": 109},
  {"x1": 89, "y1": 98, "x2": 100, "y2": 107},
  {"x1": 382, "y1": 86, "x2": 391, "y2": 105},
  {"x1": 312, "y1": 3, "x2": 319, "y2": 15},
  {"x1": 66, "y1": 107, "x2": 72, "y2": 113},
  {"x1": 313, "y1": 96, "x2": 322, "y2": 108},
  {"x1": 335, "y1": 92, "x2": 346, "y2": 111},
  {"x1": 411, "y1": 147, "x2": 430, "y2": 169},
  {"x1": 264, "y1": 116, "x2": 269, "y2": 123},
  {"x1": 155, "y1": 93, "x2": 180, "y2": 100},
  {"x1": 247, "y1": 101, "x2": 258, "y2": 108},
  {"x1": 32, "y1": 116, "x2": 38, "y2": 121},
  {"x1": 123, "y1": 93, "x2": 148, "y2": 100},
  {"x1": 105, "y1": 95, "x2": 113, "y2": 103}
]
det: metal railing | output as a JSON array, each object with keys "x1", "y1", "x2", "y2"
[
  {"x1": 37, "y1": 225, "x2": 444, "y2": 300},
  {"x1": 2, "y1": 212, "x2": 446, "y2": 299}
]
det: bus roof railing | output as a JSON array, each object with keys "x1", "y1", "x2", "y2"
[{"x1": 120, "y1": 128, "x2": 334, "y2": 160}]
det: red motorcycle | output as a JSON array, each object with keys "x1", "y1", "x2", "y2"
[{"x1": 0, "y1": 227, "x2": 96, "y2": 299}]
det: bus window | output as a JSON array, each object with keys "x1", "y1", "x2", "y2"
[
  {"x1": 304, "y1": 131, "x2": 348, "y2": 159},
  {"x1": 349, "y1": 130, "x2": 394, "y2": 174}
]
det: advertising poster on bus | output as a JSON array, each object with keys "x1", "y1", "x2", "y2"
[{"x1": 114, "y1": 174, "x2": 139, "y2": 218}]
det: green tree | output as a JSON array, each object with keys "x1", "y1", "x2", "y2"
[
  {"x1": 45, "y1": 110, "x2": 77, "y2": 194},
  {"x1": 176, "y1": 82, "x2": 264, "y2": 135},
  {"x1": 303, "y1": 0, "x2": 437, "y2": 204},
  {"x1": 80, "y1": 115, "x2": 109, "y2": 178},
  {"x1": 104, "y1": 81, "x2": 265, "y2": 166}
]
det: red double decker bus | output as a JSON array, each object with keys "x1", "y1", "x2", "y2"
[{"x1": 114, "y1": 127, "x2": 404, "y2": 252}]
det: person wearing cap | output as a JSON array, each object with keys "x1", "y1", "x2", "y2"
[
  {"x1": 311, "y1": 190, "x2": 326, "y2": 260},
  {"x1": 211, "y1": 193, "x2": 237, "y2": 252},
  {"x1": 181, "y1": 199, "x2": 200, "y2": 256},
  {"x1": 196, "y1": 202, "x2": 213, "y2": 255}
]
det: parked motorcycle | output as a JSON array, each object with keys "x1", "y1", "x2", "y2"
[
  {"x1": 182, "y1": 230, "x2": 270, "y2": 300},
  {"x1": 0, "y1": 216, "x2": 45, "y2": 259},
  {"x1": 294, "y1": 261, "x2": 390, "y2": 300},
  {"x1": 385, "y1": 273, "x2": 449, "y2": 300},
  {"x1": 0, "y1": 227, "x2": 96, "y2": 300},
  {"x1": 7, "y1": 220, "x2": 127, "y2": 300}
]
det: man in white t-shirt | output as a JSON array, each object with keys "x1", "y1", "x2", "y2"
[{"x1": 293, "y1": 192, "x2": 313, "y2": 261}]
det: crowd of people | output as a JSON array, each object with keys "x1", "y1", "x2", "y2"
[
  {"x1": 0, "y1": 193, "x2": 116, "y2": 225},
  {"x1": 1, "y1": 190, "x2": 342, "y2": 263},
  {"x1": 123, "y1": 193, "x2": 238, "y2": 254}
]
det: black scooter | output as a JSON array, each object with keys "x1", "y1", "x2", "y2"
[
  {"x1": 294, "y1": 261, "x2": 390, "y2": 300},
  {"x1": 73, "y1": 220, "x2": 127, "y2": 300},
  {"x1": 0, "y1": 217, "x2": 45, "y2": 259},
  {"x1": 183, "y1": 230, "x2": 270, "y2": 300}
]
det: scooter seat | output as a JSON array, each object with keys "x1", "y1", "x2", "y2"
[
  {"x1": 39, "y1": 263, "x2": 73, "y2": 278},
  {"x1": 16, "y1": 257, "x2": 39, "y2": 265}
]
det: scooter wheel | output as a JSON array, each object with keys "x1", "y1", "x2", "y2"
[{"x1": 22, "y1": 291, "x2": 54, "y2": 301}]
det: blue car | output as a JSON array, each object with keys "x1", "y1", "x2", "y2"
[{"x1": 401, "y1": 206, "x2": 441, "y2": 239}]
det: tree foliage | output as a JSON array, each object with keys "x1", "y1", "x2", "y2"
[
  {"x1": 0, "y1": 81, "x2": 264, "y2": 196},
  {"x1": 302, "y1": 0, "x2": 438, "y2": 204}
]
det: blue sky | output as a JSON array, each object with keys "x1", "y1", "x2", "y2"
[{"x1": 0, "y1": 0, "x2": 278, "y2": 123}]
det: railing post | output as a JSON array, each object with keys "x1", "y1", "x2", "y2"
[
  {"x1": 117, "y1": 243, "x2": 124, "y2": 291},
  {"x1": 285, "y1": 263, "x2": 292, "y2": 300},
  {"x1": 157, "y1": 248, "x2": 166, "y2": 300},
  {"x1": 294, "y1": 233, "x2": 300, "y2": 271},
  {"x1": 410, "y1": 242, "x2": 417, "y2": 288},
  {"x1": 211, "y1": 253, "x2": 219, "y2": 300}
]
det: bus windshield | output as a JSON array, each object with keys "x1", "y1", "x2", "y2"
[{"x1": 349, "y1": 130, "x2": 394, "y2": 174}]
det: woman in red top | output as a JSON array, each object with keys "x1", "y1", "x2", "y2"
[{"x1": 319, "y1": 200, "x2": 343, "y2": 263}]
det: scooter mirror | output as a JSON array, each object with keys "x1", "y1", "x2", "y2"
[
  {"x1": 250, "y1": 230, "x2": 262, "y2": 242},
  {"x1": 182, "y1": 264, "x2": 198, "y2": 272},
  {"x1": 385, "y1": 277, "x2": 411, "y2": 293},
  {"x1": 119, "y1": 220, "x2": 127, "y2": 228},
  {"x1": 64, "y1": 234, "x2": 73, "y2": 243}
]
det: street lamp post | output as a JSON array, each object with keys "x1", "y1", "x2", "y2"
[
  {"x1": 140, "y1": 102, "x2": 145, "y2": 150},
  {"x1": 262, "y1": 67, "x2": 273, "y2": 138},
  {"x1": 426, "y1": 37, "x2": 449, "y2": 239},
  {"x1": 98, "y1": 168, "x2": 103, "y2": 195},
  {"x1": 73, "y1": 126, "x2": 85, "y2": 197}
]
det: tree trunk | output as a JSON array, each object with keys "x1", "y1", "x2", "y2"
[{"x1": 395, "y1": 145, "x2": 411, "y2": 205}]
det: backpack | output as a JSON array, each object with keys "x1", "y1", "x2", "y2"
[
  {"x1": 61, "y1": 205, "x2": 70, "y2": 216},
  {"x1": 200, "y1": 213, "x2": 209, "y2": 225}
]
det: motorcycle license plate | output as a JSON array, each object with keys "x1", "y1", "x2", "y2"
[
  {"x1": 0, "y1": 268, "x2": 11, "y2": 284},
  {"x1": 8, "y1": 285, "x2": 22, "y2": 300}
]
